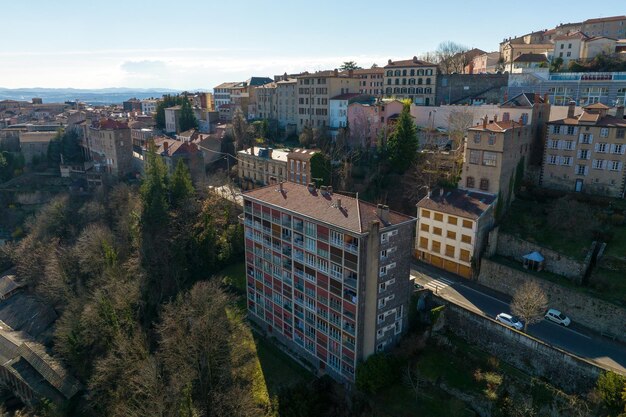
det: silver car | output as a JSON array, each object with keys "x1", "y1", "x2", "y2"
[
  {"x1": 496, "y1": 313, "x2": 523, "y2": 331},
  {"x1": 545, "y1": 308, "x2": 571, "y2": 327}
]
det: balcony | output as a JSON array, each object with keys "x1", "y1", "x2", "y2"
[
  {"x1": 344, "y1": 277, "x2": 357, "y2": 290},
  {"x1": 342, "y1": 324, "x2": 356, "y2": 336},
  {"x1": 344, "y1": 243, "x2": 358, "y2": 254}
]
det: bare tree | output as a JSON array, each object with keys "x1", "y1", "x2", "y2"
[
  {"x1": 231, "y1": 108, "x2": 249, "y2": 150},
  {"x1": 447, "y1": 108, "x2": 474, "y2": 144},
  {"x1": 436, "y1": 41, "x2": 469, "y2": 74},
  {"x1": 511, "y1": 281, "x2": 548, "y2": 332},
  {"x1": 403, "y1": 364, "x2": 426, "y2": 399}
]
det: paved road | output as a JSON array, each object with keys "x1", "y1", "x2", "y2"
[{"x1": 411, "y1": 262, "x2": 626, "y2": 374}]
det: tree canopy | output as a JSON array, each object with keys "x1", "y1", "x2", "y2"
[
  {"x1": 386, "y1": 101, "x2": 419, "y2": 173},
  {"x1": 178, "y1": 97, "x2": 198, "y2": 133},
  {"x1": 340, "y1": 61, "x2": 362, "y2": 71}
]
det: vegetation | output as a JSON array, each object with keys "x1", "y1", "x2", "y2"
[
  {"x1": 511, "y1": 281, "x2": 548, "y2": 332},
  {"x1": 47, "y1": 129, "x2": 84, "y2": 166},
  {"x1": 339, "y1": 61, "x2": 362, "y2": 71},
  {"x1": 178, "y1": 96, "x2": 199, "y2": 132},
  {"x1": 386, "y1": 101, "x2": 419, "y2": 173},
  {"x1": 155, "y1": 94, "x2": 184, "y2": 129},
  {"x1": 309, "y1": 153, "x2": 331, "y2": 186},
  {"x1": 355, "y1": 353, "x2": 401, "y2": 394},
  {"x1": 0, "y1": 147, "x2": 25, "y2": 181},
  {"x1": 595, "y1": 371, "x2": 626, "y2": 416}
]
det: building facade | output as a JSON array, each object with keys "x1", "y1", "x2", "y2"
[
  {"x1": 276, "y1": 78, "x2": 298, "y2": 132},
  {"x1": 84, "y1": 119, "x2": 133, "y2": 177},
  {"x1": 581, "y1": 15, "x2": 626, "y2": 39},
  {"x1": 383, "y1": 57, "x2": 438, "y2": 106},
  {"x1": 296, "y1": 70, "x2": 359, "y2": 132},
  {"x1": 353, "y1": 67, "x2": 384, "y2": 97},
  {"x1": 541, "y1": 103, "x2": 626, "y2": 197},
  {"x1": 348, "y1": 100, "x2": 404, "y2": 148},
  {"x1": 286, "y1": 148, "x2": 320, "y2": 185},
  {"x1": 214, "y1": 82, "x2": 238, "y2": 109},
  {"x1": 238, "y1": 147, "x2": 289, "y2": 188},
  {"x1": 140, "y1": 99, "x2": 159, "y2": 115},
  {"x1": 415, "y1": 189, "x2": 496, "y2": 279},
  {"x1": 243, "y1": 182, "x2": 416, "y2": 381}
]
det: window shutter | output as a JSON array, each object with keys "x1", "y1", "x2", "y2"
[
  {"x1": 557, "y1": 140, "x2": 563, "y2": 149},
  {"x1": 574, "y1": 127, "x2": 579, "y2": 135},
  {"x1": 602, "y1": 160, "x2": 607, "y2": 169},
  {"x1": 578, "y1": 133, "x2": 584, "y2": 143},
  {"x1": 584, "y1": 166, "x2": 589, "y2": 176},
  {"x1": 577, "y1": 149, "x2": 582, "y2": 159},
  {"x1": 619, "y1": 162, "x2": 624, "y2": 171},
  {"x1": 592, "y1": 159, "x2": 597, "y2": 168},
  {"x1": 594, "y1": 143, "x2": 599, "y2": 152},
  {"x1": 589, "y1": 134, "x2": 593, "y2": 144},
  {"x1": 622, "y1": 147, "x2": 625, "y2": 155},
  {"x1": 610, "y1": 144, "x2": 616, "y2": 153},
  {"x1": 550, "y1": 125, "x2": 555, "y2": 134}
]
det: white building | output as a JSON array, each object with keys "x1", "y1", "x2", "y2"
[{"x1": 141, "y1": 99, "x2": 158, "y2": 115}]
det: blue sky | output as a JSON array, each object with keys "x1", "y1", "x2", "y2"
[{"x1": 2, "y1": 1, "x2": 624, "y2": 89}]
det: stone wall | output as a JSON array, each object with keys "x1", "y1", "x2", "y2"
[
  {"x1": 436, "y1": 74, "x2": 509, "y2": 105},
  {"x1": 440, "y1": 300, "x2": 603, "y2": 393},
  {"x1": 479, "y1": 258, "x2": 626, "y2": 342},
  {"x1": 492, "y1": 229, "x2": 592, "y2": 282}
]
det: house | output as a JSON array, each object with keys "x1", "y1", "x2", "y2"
[
  {"x1": 383, "y1": 57, "x2": 438, "y2": 106},
  {"x1": 329, "y1": 93, "x2": 374, "y2": 136},
  {"x1": 237, "y1": 147, "x2": 290, "y2": 189},
  {"x1": 415, "y1": 188, "x2": 496, "y2": 278},
  {"x1": 540, "y1": 102, "x2": 626, "y2": 197},
  {"x1": 83, "y1": 118, "x2": 132, "y2": 177},
  {"x1": 511, "y1": 53, "x2": 548, "y2": 72},
  {"x1": 19, "y1": 131, "x2": 57, "y2": 164},
  {"x1": 286, "y1": 148, "x2": 321, "y2": 185},
  {"x1": 348, "y1": 100, "x2": 404, "y2": 148},
  {"x1": 242, "y1": 182, "x2": 416, "y2": 381},
  {"x1": 149, "y1": 136, "x2": 204, "y2": 184}
]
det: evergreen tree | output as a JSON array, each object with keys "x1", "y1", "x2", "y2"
[
  {"x1": 178, "y1": 97, "x2": 198, "y2": 133},
  {"x1": 47, "y1": 132, "x2": 62, "y2": 165},
  {"x1": 61, "y1": 129, "x2": 84, "y2": 163},
  {"x1": 140, "y1": 141, "x2": 169, "y2": 229},
  {"x1": 387, "y1": 101, "x2": 418, "y2": 173},
  {"x1": 155, "y1": 95, "x2": 183, "y2": 129},
  {"x1": 169, "y1": 158, "x2": 195, "y2": 208},
  {"x1": 310, "y1": 153, "x2": 331, "y2": 186}
]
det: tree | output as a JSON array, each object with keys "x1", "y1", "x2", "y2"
[
  {"x1": 231, "y1": 108, "x2": 249, "y2": 150},
  {"x1": 140, "y1": 141, "x2": 169, "y2": 229},
  {"x1": 155, "y1": 94, "x2": 183, "y2": 129},
  {"x1": 387, "y1": 101, "x2": 419, "y2": 173},
  {"x1": 178, "y1": 97, "x2": 198, "y2": 133},
  {"x1": 169, "y1": 159, "x2": 195, "y2": 208},
  {"x1": 435, "y1": 41, "x2": 469, "y2": 74},
  {"x1": 309, "y1": 153, "x2": 331, "y2": 186},
  {"x1": 339, "y1": 61, "x2": 362, "y2": 71},
  {"x1": 595, "y1": 371, "x2": 626, "y2": 413},
  {"x1": 550, "y1": 57, "x2": 564, "y2": 73},
  {"x1": 355, "y1": 353, "x2": 400, "y2": 394},
  {"x1": 511, "y1": 281, "x2": 548, "y2": 332},
  {"x1": 299, "y1": 125, "x2": 314, "y2": 148}
]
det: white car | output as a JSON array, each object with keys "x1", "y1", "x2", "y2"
[
  {"x1": 496, "y1": 313, "x2": 523, "y2": 330},
  {"x1": 545, "y1": 309, "x2": 571, "y2": 327}
]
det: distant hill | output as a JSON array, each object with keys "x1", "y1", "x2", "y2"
[{"x1": 0, "y1": 87, "x2": 184, "y2": 105}]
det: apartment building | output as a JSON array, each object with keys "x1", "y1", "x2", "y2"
[
  {"x1": 415, "y1": 188, "x2": 496, "y2": 279},
  {"x1": 140, "y1": 99, "x2": 158, "y2": 115},
  {"x1": 383, "y1": 57, "x2": 438, "y2": 106},
  {"x1": 19, "y1": 131, "x2": 56, "y2": 164},
  {"x1": 256, "y1": 82, "x2": 277, "y2": 120},
  {"x1": 348, "y1": 99, "x2": 404, "y2": 148},
  {"x1": 286, "y1": 148, "x2": 320, "y2": 186},
  {"x1": 84, "y1": 119, "x2": 132, "y2": 177},
  {"x1": 214, "y1": 82, "x2": 238, "y2": 109},
  {"x1": 243, "y1": 182, "x2": 416, "y2": 381},
  {"x1": 276, "y1": 77, "x2": 297, "y2": 132},
  {"x1": 353, "y1": 67, "x2": 384, "y2": 96},
  {"x1": 582, "y1": 15, "x2": 626, "y2": 39},
  {"x1": 329, "y1": 93, "x2": 374, "y2": 135},
  {"x1": 541, "y1": 102, "x2": 626, "y2": 197},
  {"x1": 238, "y1": 147, "x2": 289, "y2": 189},
  {"x1": 296, "y1": 70, "x2": 359, "y2": 132},
  {"x1": 553, "y1": 32, "x2": 618, "y2": 65},
  {"x1": 461, "y1": 115, "x2": 532, "y2": 204}
]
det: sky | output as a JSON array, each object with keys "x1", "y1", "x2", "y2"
[{"x1": 1, "y1": 1, "x2": 624, "y2": 90}]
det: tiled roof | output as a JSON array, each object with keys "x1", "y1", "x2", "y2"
[
  {"x1": 0, "y1": 275, "x2": 22, "y2": 299},
  {"x1": 554, "y1": 31, "x2": 589, "y2": 41},
  {"x1": 244, "y1": 182, "x2": 415, "y2": 234},
  {"x1": 214, "y1": 82, "x2": 238, "y2": 89},
  {"x1": 584, "y1": 15, "x2": 626, "y2": 24},
  {"x1": 153, "y1": 137, "x2": 199, "y2": 157},
  {"x1": 95, "y1": 118, "x2": 128, "y2": 130},
  {"x1": 469, "y1": 120, "x2": 523, "y2": 132},
  {"x1": 384, "y1": 57, "x2": 436, "y2": 68},
  {"x1": 352, "y1": 68, "x2": 384, "y2": 75},
  {"x1": 417, "y1": 189, "x2": 496, "y2": 220},
  {"x1": 584, "y1": 102, "x2": 610, "y2": 110},
  {"x1": 513, "y1": 53, "x2": 548, "y2": 63},
  {"x1": 550, "y1": 112, "x2": 626, "y2": 127},
  {"x1": 286, "y1": 148, "x2": 320, "y2": 161}
]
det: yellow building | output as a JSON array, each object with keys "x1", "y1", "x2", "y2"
[
  {"x1": 541, "y1": 102, "x2": 626, "y2": 197},
  {"x1": 415, "y1": 189, "x2": 496, "y2": 279},
  {"x1": 383, "y1": 57, "x2": 437, "y2": 106}
]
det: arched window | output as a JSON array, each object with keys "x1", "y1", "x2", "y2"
[
  {"x1": 386, "y1": 70, "x2": 393, "y2": 76},
  {"x1": 418, "y1": 78, "x2": 423, "y2": 85},
  {"x1": 426, "y1": 78, "x2": 431, "y2": 85},
  {"x1": 417, "y1": 87, "x2": 424, "y2": 94},
  {"x1": 466, "y1": 177, "x2": 475, "y2": 188},
  {"x1": 386, "y1": 87, "x2": 392, "y2": 94},
  {"x1": 479, "y1": 178, "x2": 489, "y2": 191},
  {"x1": 410, "y1": 69, "x2": 415, "y2": 76},
  {"x1": 395, "y1": 78, "x2": 400, "y2": 85},
  {"x1": 425, "y1": 88, "x2": 432, "y2": 94},
  {"x1": 394, "y1": 70, "x2": 401, "y2": 76},
  {"x1": 394, "y1": 87, "x2": 400, "y2": 94},
  {"x1": 409, "y1": 78, "x2": 415, "y2": 85},
  {"x1": 401, "y1": 88, "x2": 407, "y2": 94},
  {"x1": 408, "y1": 87, "x2": 415, "y2": 94},
  {"x1": 402, "y1": 69, "x2": 407, "y2": 76},
  {"x1": 418, "y1": 69, "x2": 424, "y2": 76},
  {"x1": 402, "y1": 78, "x2": 407, "y2": 85}
]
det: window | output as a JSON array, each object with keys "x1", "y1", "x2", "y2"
[
  {"x1": 617, "y1": 129, "x2": 625, "y2": 139},
  {"x1": 431, "y1": 240, "x2": 441, "y2": 253},
  {"x1": 446, "y1": 230, "x2": 456, "y2": 239},
  {"x1": 433, "y1": 227, "x2": 442, "y2": 236},
  {"x1": 567, "y1": 126, "x2": 576, "y2": 135},
  {"x1": 548, "y1": 139, "x2": 559, "y2": 149},
  {"x1": 613, "y1": 144, "x2": 624, "y2": 154},
  {"x1": 488, "y1": 133, "x2": 496, "y2": 145},
  {"x1": 482, "y1": 152, "x2": 497, "y2": 166},
  {"x1": 434, "y1": 213, "x2": 443, "y2": 222},
  {"x1": 592, "y1": 159, "x2": 605, "y2": 170},
  {"x1": 548, "y1": 154, "x2": 558, "y2": 165},
  {"x1": 597, "y1": 143, "x2": 607, "y2": 153},
  {"x1": 600, "y1": 128, "x2": 609, "y2": 138},
  {"x1": 580, "y1": 134, "x2": 592, "y2": 144},
  {"x1": 420, "y1": 223, "x2": 429, "y2": 232},
  {"x1": 466, "y1": 176, "x2": 475, "y2": 188},
  {"x1": 576, "y1": 164, "x2": 588, "y2": 176},
  {"x1": 552, "y1": 125, "x2": 562, "y2": 134},
  {"x1": 479, "y1": 178, "x2": 489, "y2": 191},
  {"x1": 422, "y1": 209, "x2": 430, "y2": 218},
  {"x1": 419, "y1": 237, "x2": 428, "y2": 249},
  {"x1": 445, "y1": 245, "x2": 455, "y2": 257},
  {"x1": 462, "y1": 219, "x2": 473, "y2": 229},
  {"x1": 460, "y1": 249, "x2": 470, "y2": 262},
  {"x1": 461, "y1": 234, "x2": 472, "y2": 244},
  {"x1": 473, "y1": 133, "x2": 481, "y2": 143},
  {"x1": 469, "y1": 150, "x2": 481, "y2": 164},
  {"x1": 561, "y1": 156, "x2": 572, "y2": 166},
  {"x1": 566, "y1": 52, "x2": 571, "y2": 57},
  {"x1": 448, "y1": 216, "x2": 457, "y2": 225}
]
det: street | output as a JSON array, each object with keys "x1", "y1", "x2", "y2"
[{"x1": 411, "y1": 262, "x2": 626, "y2": 375}]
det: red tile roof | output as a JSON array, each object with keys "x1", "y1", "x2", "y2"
[
  {"x1": 469, "y1": 120, "x2": 523, "y2": 132},
  {"x1": 384, "y1": 57, "x2": 436, "y2": 68},
  {"x1": 244, "y1": 182, "x2": 415, "y2": 234},
  {"x1": 95, "y1": 118, "x2": 128, "y2": 130},
  {"x1": 417, "y1": 189, "x2": 496, "y2": 220},
  {"x1": 584, "y1": 15, "x2": 626, "y2": 24}
]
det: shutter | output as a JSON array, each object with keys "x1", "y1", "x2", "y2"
[
  {"x1": 577, "y1": 149, "x2": 582, "y2": 159},
  {"x1": 550, "y1": 125, "x2": 555, "y2": 134},
  {"x1": 610, "y1": 144, "x2": 616, "y2": 153},
  {"x1": 574, "y1": 127, "x2": 579, "y2": 135},
  {"x1": 579, "y1": 133, "x2": 584, "y2": 143},
  {"x1": 622, "y1": 146, "x2": 625, "y2": 155},
  {"x1": 602, "y1": 160, "x2": 607, "y2": 169},
  {"x1": 584, "y1": 166, "x2": 589, "y2": 176},
  {"x1": 594, "y1": 143, "x2": 599, "y2": 152},
  {"x1": 619, "y1": 162, "x2": 624, "y2": 172},
  {"x1": 592, "y1": 159, "x2": 597, "y2": 169},
  {"x1": 589, "y1": 134, "x2": 593, "y2": 144},
  {"x1": 557, "y1": 140, "x2": 563, "y2": 149}
]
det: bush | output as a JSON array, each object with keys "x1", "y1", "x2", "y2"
[
  {"x1": 355, "y1": 353, "x2": 401, "y2": 394},
  {"x1": 596, "y1": 371, "x2": 626, "y2": 412}
]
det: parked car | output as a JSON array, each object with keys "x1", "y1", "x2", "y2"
[
  {"x1": 544, "y1": 308, "x2": 571, "y2": 327},
  {"x1": 413, "y1": 282, "x2": 424, "y2": 291},
  {"x1": 495, "y1": 313, "x2": 523, "y2": 330},
  {"x1": 436, "y1": 126, "x2": 447, "y2": 133}
]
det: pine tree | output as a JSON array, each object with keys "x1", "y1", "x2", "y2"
[
  {"x1": 178, "y1": 98, "x2": 198, "y2": 133},
  {"x1": 387, "y1": 101, "x2": 418, "y2": 173},
  {"x1": 169, "y1": 158, "x2": 195, "y2": 208},
  {"x1": 140, "y1": 141, "x2": 169, "y2": 229}
]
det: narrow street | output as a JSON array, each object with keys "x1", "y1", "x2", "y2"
[{"x1": 411, "y1": 262, "x2": 626, "y2": 374}]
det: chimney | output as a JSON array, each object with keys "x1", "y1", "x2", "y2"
[
  {"x1": 413, "y1": 56, "x2": 418, "y2": 63},
  {"x1": 334, "y1": 69, "x2": 338, "y2": 76},
  {"x1": 426, "y1": 187, "x2": 431, "y2": 198},
  {"x1": 518, "y1": 116, "x2": 524, "y2": 125},
  {"x1": 439, "y1": 188, "x2": 444, "y2": 197},
  {"x1": 163, "y1": 141, "x2": 169, "y2": 152},
  {"x1": 543, "y1": 93, "x2": 549, "y2": 103},
  {"x1": 348, "y1": 69, "x2": 354, "y2": 78},
  {"x1": 567, "y1": 100, "x2": 576, "y2": 118},
  {"x1": 503, "y1": 112, "x2": 510, "y2": 122},
  {"x1": 493, "y1": 114, "x2": 498, "y2": 123},
  {"x1": 267, "y1": 148, "x2": 273, "y2": 159},
  {"x1": 308, "y1": 182, "x2": 315, "y2": 193},
  {"x1": 482, "y1": 115, "x2": 488, "y2": 128},
  {"x1": 381, "y1": 205, "x2": 390, "y2": 223},
  {"x1": 377, "y1": 203, "x2": 383, "y2": 218},
  {"x1": 336, "y1": 198, "x2": 342, "y2": 209},
  {"x1": 388, "y1": 59, "x2": 392, "y2": 65},
  {"x1": 279, "y1": 181, "x2": 284, "y2": 192},
  {"x1": 616, "y1": 105, "x2": 624, "y2": 120}
]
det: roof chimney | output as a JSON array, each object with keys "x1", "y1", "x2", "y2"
[
  {"x1": 543, "y1": 93, "x2": 549, "y2": 103},
  {"x1": 336, "y1": 198, "x2": 342, "y2": 209},
  {"x1": 413, "y1": 56, "x2": 418, "y2": 63},
  {"x1": 616, "y1": 105, "x2": 624, "y2": 120},
  {"x1": 348, "y1": 69, "x2": 354, "y2": 78},
  {"x1": 381, "y1": 205, "x2": 390, "y2": 223},
  {"x1": 482, "y1": 115, "x2": 488, "y2": 128},
  {"x1": 388, "y1": 59, "x2": 392, "y2": 65},
  {"x1": 308, "y1": 182, "x2": 316, "y2": 193},
  {"x1": 567, "y1": 100, "x2": 576, "y2": 118},
  {"x1": 163, "y1": 141, "x2": 169, "y2": 151},
  {"x1": 502, "y1": 112, "x2": 510, "y2": 122},
  {"x1": 334, "y1": 69, "x2": 338, "y2": 76},
  {"x1": 279, "y1": 181, "x2": 284, "y2": 192},
  {"x1": 493, "y1": 114, "x2": 498, "y2": 123},
  {"x1": 377, "y1": 203, "x2": 383, "y2": 218},
  {"x1": 518, "y1": 116, "x2": 524, "y2": 125}
]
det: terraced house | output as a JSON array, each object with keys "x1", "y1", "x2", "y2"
[
  {"x1": 242, "y1": 182, "x2": 415, "y2": 381},
  {"x1": 383, "y1": 57, "x2": 438, "y2": 106},
  {"x1": 541, "y1": 102, "x2": 626, "y2": 197}
]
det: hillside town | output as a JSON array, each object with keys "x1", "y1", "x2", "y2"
[{"x1": 0, "y1": 11, "x2": 626, "y2": 417}]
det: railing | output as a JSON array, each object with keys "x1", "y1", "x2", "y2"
[
  {"x1": 344, "y1": 243, "x2": 358, "y2": 253},
  {"x1": 342, "y1": 324, "x2": 355, "y2": 336},
  {"x1": 344, "y1": 277, "x2": 357, "y2": 289}
]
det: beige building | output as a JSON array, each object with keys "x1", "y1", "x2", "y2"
[
  {"x1": 84, "y1": 119, "x2": 133, "y2": 177},
  {"x1": 255, "y1": 82, "x2": 277, "y2": 120},
  {"x1": 353, "y1": 67, "x2": 384, "y2": 96},
  {"x1": 19, "y1": 131, "x2": 56, "y2": 164},
  {"x1": 296, "y1": 70, "x2": 359, "y2": 132},
  {"x1": 416, "y1": 188, "x2": 496, "y2": 279},
  {"x1": 286, "y1": 148, "x2": 320, "y2": 185},
  {"x1": 501, "y1": 43, "x2": 553, "y2": 73},
  {"x1": 383, "y1": 57, "x2": 437, "y2": 106},
  {"x1": 276, "y1": 77, "x2": 297, "y2": 132},
  {"x1": 582, "y1": 15, "x2": 626, "y2": 39},
  {"x1": 238, "y1": 147, "x2": 289, "y2": 188},
  {"x1": 541, "y1": 103, "x2": 626, "y2": 197}
]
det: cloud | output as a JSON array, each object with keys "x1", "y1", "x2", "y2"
[{"x1": 121, "y1": 60, "x2": 169, "y2": 74}]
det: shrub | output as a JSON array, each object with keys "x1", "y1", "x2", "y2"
[
  {"x1": 355, "y1": 353, "x2": 401, "y2": 394},
  {"x1": 596, "y1": 371, "x2": 626, "y2": 412}
]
